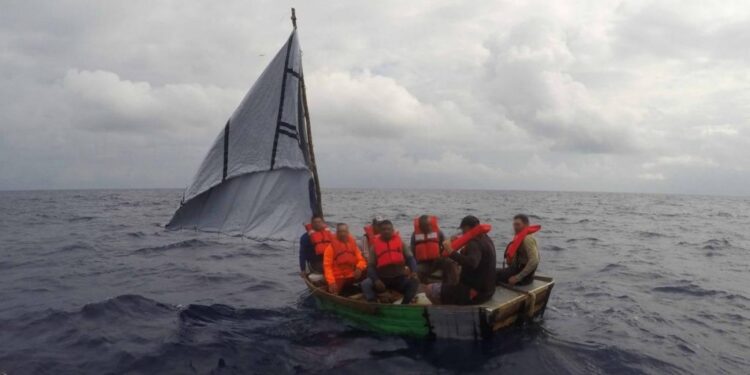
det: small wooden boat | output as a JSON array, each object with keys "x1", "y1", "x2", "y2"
[{"x1": 303, "y1": 274, "x2": 554, "y2": 340}]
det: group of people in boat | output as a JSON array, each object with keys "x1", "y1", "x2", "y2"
[{"x1": 299, "y1": 213, "x2": 540, "y2": 305}]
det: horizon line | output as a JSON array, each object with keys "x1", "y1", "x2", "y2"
[{"x1": 0, "y1": 186, "x2": 746, "y2": 198}]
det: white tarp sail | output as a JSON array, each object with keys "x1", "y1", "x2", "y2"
[{"x1": 167, "y1": 30, "x2": 320, "y2": 240}]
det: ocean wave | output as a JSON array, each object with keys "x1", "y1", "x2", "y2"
[
  {"x1": 599, "y1": 263, "x2": 626, "y2": 273},
  {"x1": 566, "y1": 237, "x2": 601, "y2": 243},
  {"x1": 539, "y1": 335, "x2": 688, "y2": 375},
  {"x1": 59, "y1": 242, "x2": 97, "y2": 252},
  {"x1": 179, "y1": 303, "x2": 288, "y2": 324},
  {"x1": 80, "y1": 294, "x2": 175, "y2": 319},
  {"x1": 652, "y1": 282, "x2": 721, "y2": 298},
  {"x1": 6, "y1": 295, "x2": 174, "y2": 332},
  {"x1": 195, "y1": 272, "x2": 249, "y2": 284},
  {"x1": 701, "y1": 238, "x2": 731, "y2": 250},
  {"x1": 36, "y1": 242, "x2": 97, "y2": 256},
  {"x1": 134, "y1": 239, "x2": 217, "y2": 254},
  {"x1": 68, "y1": 215, "x2": 97, "y2": 222},
  {"x1": 545, "y1": 245, "x2": 565, "y2": 252},
  {"x1": 638, "y1": 231, "x2": 668, "y2": 238},
  {"x1": 243, "y1": 280, "x2": 282, "y2": 292}
]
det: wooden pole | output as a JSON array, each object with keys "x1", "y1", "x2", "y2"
[{"x1": 293, "y1": 8, "x2": 324, "y2": 216}]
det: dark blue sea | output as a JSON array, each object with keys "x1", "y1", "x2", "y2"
[{"x1": 0, "y1": 189, "x2": 748, "y2": 374}]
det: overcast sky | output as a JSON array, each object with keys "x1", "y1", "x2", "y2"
[{"x1": 1, "y1": 1, "x2": 749, "y2": 195}]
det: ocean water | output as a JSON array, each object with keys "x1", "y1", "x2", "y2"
[{"x1": 0, "y1": 189, "x2": 748, "y2": 374}]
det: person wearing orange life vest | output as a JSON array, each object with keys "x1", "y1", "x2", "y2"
[
  {"x1": 361, "y1": 220, "x2": 419, "y2": 304},
  {"x1": 323, "y1": 223, "x2": 367, "y2": 295},
  {"x1": 299, "y1": 215, "x2": 333, "y2": 278},
  {"x1": 410, "y1": 215, "x2": 458, "y2": 284},
  {"x1": 496, "y1": 214, "x2": 540, "y2": 286}
]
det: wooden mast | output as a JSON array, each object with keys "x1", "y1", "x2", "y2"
[{"x1": 293, "y1": 8, "x2": 324, "y2": 216}]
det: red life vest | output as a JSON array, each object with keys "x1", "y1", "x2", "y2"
[
  {"x1": 505, "y1": 225, "x2": 541, "y2": 264},
  {"x1": 450, "y1": 223, "x2": 492, "y2": 250},
  {"x1": 331, "y1": 235, "x2": 358, "y2": 268},
  {"x1": 304, "y1": 223, "x2": 333, "y2": 255},
  {"x1": 412, "y1": 216, "x2": 441, "y2": 261},
  {"x1": 372, "y1": 233, "x2": 405, "y2": 269},
  {"x1": 363, "y1": 224, "x2": 375, "y2": 241}
]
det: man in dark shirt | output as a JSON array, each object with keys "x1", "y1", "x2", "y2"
[
  {"x1": 425, "y1": 215, "x2": 496, "y2": 305},
  {"x1": 299, "y1": 215, "x2": 326, "y2": 276}
]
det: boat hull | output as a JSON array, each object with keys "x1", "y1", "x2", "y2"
[{"x1": 304, "y1": 274, "x2": 554, "y2": 339}]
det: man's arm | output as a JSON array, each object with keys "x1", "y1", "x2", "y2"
[
  {"x1": 322, "y1": 245, "x2": 336, "y2": 286},
  {"x1": 449, "y1": 241, "x2": 481, "y2": 270},
  {"x1": 403, "y1": 242, "x2": 417, "y2": 272},
  {"x1": 354, "y1": 243, "x2": 367, "y2": 271},
  {"x1": 515, "y1": 237, "x2": 539, "y2": 280},
  {"x1": 299, "y1": 234, "x2": 310, "y2": 272},
  {"x1": 367, "y1": 246, "x2": 380, "y2": 282},
  {"x1": 361, "y1": 236, "x2": 370, "y2": 262},
  {"x1": 438, "y1": 230, "x2": 445, "y2": 251}
]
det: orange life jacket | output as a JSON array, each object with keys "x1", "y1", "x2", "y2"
[
  {"x1": 505, "y1": 225, "x2": 541, "y2": 264},
  {"x1": 363, "y1": 224, "x2": 375, "y2": 241},
  {"x1": 450, "y1": 223, "x2": 492, "y2": 251},
  {"x1": 304, "y1": 223, "x2": 333, "y2": 255},
  {"x1": 412, "y1": 216, "x2": 441, "y2": 262},
  {"x1": 331, "y1": 235, "x2": 359, "y2": 268},
  {"x1": 372, "y1": 233, "x2": 405, "y2": 269}
]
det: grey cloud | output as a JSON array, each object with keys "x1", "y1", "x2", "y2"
[
  {"x1": 1, "y1": 1, "x2": 749, "y2": 195},
  {"x1": 613, "y1": 2, "x2": 750, "y2": 62},
  {"x1": 480, "y1": 20, "x2": 636, "y2": 154}
]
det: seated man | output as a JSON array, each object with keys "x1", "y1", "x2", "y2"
[
  {"x1": 497, "y1": 214, "x2": 540, "y2": 286},
  {"x1": 361, "y1": 220, "x2": 419, "y2": 304},
  {"x1": 411, "y1": 215, "x2": 458, "y2": 284},
  {"x1": 323, "y1": 223, "x2": 367, "y2": 295},
  {"x1": 426, "y1": 215, "x2": 496, "y2": 305},
  {"x1": 299, "y1": 215, "x2": 333, "y2": 283}
]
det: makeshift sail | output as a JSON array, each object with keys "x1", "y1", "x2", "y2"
[{"x1": 167, "y1": 25, "x2": 322, "y2": 240}]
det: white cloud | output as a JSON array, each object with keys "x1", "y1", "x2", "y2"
[
  {"x1": 638, "y1": 173, "x2": 666, "y2": 181},
  {"x1": 61, "y1": 69, "x2": 240, "y2": 134},
  {"x1": 642, "y1": 155, "x2": 718, "y2": 169},
  {"x1": 697, "y1": 124, "x2": 739, "y2": 137}
]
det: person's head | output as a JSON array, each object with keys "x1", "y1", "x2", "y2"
[
  {"x1": 311, "y1": 215, "x2": 325, "y2": 231},
  {"x1": 459, "y1": 215, "x2": 480, "y2": 234},
  {"x1": 379, "y1": 220, "x2": 394, "y2": 240},
  {"x1": 418, "y1": 215, "x2": 432, "y2": 234},
  {"x1": 513, "y1": 214, "x2": 530, "y2": 234},
  {"x1": 336, "y1": 223, "x2": 349, "y2": 241},
  {"x1": 372, "y1": 215, "x2": 384, "y2": 234}
]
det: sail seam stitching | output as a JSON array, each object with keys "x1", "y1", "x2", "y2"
[
  {"x1": 222, "y1": 120, "x2": 229, "y2": 181},
  {"x1": 278, "y1": 129, "x2": 299, "y2": 140},
  {"x1": 270, "y1": 33, "x2": 295, "y2": 170},
  {"x1": 286, "y1": 69, "x2": 301, "y2": 79}
]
